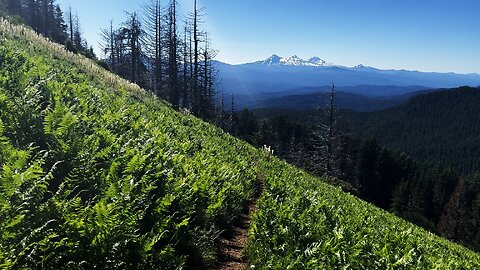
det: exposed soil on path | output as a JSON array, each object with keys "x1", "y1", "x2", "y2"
[{"x1": 215, "y1": 173, "x2": 264, "y2": 270}]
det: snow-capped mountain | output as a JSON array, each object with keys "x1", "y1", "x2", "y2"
[
  {"x1": 212, "y1": 55, "x2": 480, "y2": 110},
  {"x1": 249, "y1": 54, "x2": 335, "y2": 67}
]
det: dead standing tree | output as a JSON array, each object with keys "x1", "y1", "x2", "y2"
[
  {"x1": 166, "y1": 0, "x2": 179, "y2": 107},
  {"x1": 143, "y1": 0, "x2": 164, "y2": 97},
  {"x1": 310, "y1": 84, "x2": 337, "y2": 176}
]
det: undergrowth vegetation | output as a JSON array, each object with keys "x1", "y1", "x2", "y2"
[
  {"x1": 247, "y1": 157, "x2": 480, "y2": 269},
  {"x1": 1, "y1": 18, "x2": 480, "y2": 269},
  {"x1": 0, "y1": 19, "x2": 257, "y2": 269}
]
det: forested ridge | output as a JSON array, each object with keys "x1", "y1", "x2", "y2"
[
  {"x1": 2, "y1": 1, "x2": 480, "y2": 269},
  {"x1": 348, "y1": 86, "x2": 480, "y2": 175}
]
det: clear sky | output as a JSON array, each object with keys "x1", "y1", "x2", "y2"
[{"x1": 56, "y1": 0, "x2": 480, "y2": 74}]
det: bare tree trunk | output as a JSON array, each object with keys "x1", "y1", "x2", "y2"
[
  {"x1": 68, "y1": 6, "x2": 73, "y2": 41},
  {"x1": 110, "y1": 21, "x2": 116, "y2": 71},
  {"x1": 183, "y1": 23, "x2": 189, "y2": 108},
  {"x1": 154, "y1": 0, "x2": 162, "y2": 96},
  {"x1": 167, "y1": 0, "x2": 179, "y2": 107},
  {"x1": 193, "y1": 0, "x2": 200, "y2": 115}
]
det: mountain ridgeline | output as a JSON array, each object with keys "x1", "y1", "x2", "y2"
[
  {"x1": 254, "y1": 88, "x2": 428, "y2": 112},
  {"x1": 215, "y1": 54, "x2": 480, "y2": 107},
  {"x1": 2, "y1": 17, "x2": 480, "y2": 269}
]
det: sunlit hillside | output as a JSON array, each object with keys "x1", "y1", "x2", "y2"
[{"x1": 1, "y1": 18, "x2": 480, "y2": 269}]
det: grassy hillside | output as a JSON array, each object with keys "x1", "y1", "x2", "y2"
[
  {"x1": 348, "y1": 87, "x2": 480, "y2": 174},
  {"x1": 1, "y1": 19, "x2": 480, "y2": 269}
]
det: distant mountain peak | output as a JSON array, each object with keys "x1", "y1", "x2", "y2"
[
  {"x1": 353, "y1": 64, "x2": 379, "y2": 71},
  {"x1": 308, "y1": 56, "x2": 332, "y2": 66},
  {"x1": 251, "y1": 54, "x2": 335, "y2": 67},
  {"x1": 252, "y1": 54, "x2": 281, "y2": 66},
  {"x1": 354, "y1": 64, "x2": 375, "y2": 68},
  {"x1": 308, "y1": 56, "x2": 322, "y2": 62}
]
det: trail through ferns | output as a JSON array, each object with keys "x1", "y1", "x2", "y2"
[{"x1": 216, "y1": 166, "x2": 264, "y2": 270}]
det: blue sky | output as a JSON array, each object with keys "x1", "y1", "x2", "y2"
[{"x1": 56, "y1": 0, "x2": 480, "y2": 73}]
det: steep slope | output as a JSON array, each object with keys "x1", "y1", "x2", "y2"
[
  {"x1": 0, "y1": 20, "x2": 259, "y2": 269},
  {"x1": 248, "y1": 158, "x2": 480, "y2": 269},
  {"x1": 348, "y1": 86, "x2": 480, "y2": 174},
  {"x1": 1, "y1": 19, "x2": 480, "y2": 269}
]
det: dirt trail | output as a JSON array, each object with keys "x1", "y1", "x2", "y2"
[{"x1": 215, "y1": 172, "x2": 264, "y2": 270}]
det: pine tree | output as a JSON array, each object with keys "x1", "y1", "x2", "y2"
[
  {"x1": 25, "y1": 0, "x2": 40, "y2": 31},
  {"x1": 391, "y1": 180, "x2": 410, "y2": 215},
  {"x1": 229, "y1": 94, "x2": 236, "y2": 135},
  {"x1": 437, "y1": 179, "x2": 469, "y2": 241},
  {"x1": 355, "y1": 138, "x2": 379, "y2": 201},
  {"x1": 67, "y1": 5, "x2": 73, "y2": 42},
  {"x1": 237, "y1": 109, "x2": 258, "y2": 144},
  {"x1": 39, "y1": 0, "x2": 54, "y2": 37},
  {"x1": 215, "y1": 90, "x2": 228, "y2": 131},
  {"x1": 51, "y1": 4, "x2": 67, "y2": 43},
  {"x1": 6, "y1": 0, "x2": 22, "y2": 16}
]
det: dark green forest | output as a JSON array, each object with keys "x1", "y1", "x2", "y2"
[{"x1": 348, "y1": 86, "x2": 480, "y2": 175}]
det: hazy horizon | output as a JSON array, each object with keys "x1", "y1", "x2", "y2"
[{"x1": 57, "y1": 0, "x2": 480, "y2": 74}]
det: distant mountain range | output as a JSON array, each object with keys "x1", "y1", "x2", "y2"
[
  {"x1": 214, "y1": 55, "x2": 480, "y2": 110},
  {"x1": 250, "y1": 54, "x2": 335, "y2": 67}
]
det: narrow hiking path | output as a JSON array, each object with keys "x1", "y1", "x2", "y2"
[{"x1": 215, "y1": 165, "x2": 264, "y2": 270}]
